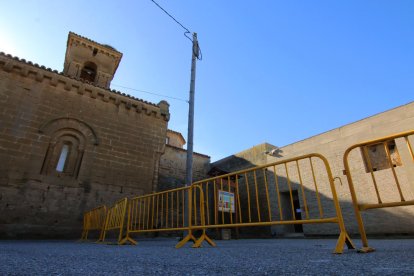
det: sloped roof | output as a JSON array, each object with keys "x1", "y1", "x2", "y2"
[{"x1": 167, "y1": 129, "x2": 186, "y2": 144}]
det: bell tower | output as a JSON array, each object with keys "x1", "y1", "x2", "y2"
[{"x1": 63, "y1": 32, "x2": 123, "y2": 89}]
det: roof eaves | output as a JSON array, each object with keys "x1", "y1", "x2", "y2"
[
  {"x1": 68, "y1": 31, "x2": 122, "y2": 55},
  {"x1": 0, "y1": 51, "x2": 158, "y2": 107}
]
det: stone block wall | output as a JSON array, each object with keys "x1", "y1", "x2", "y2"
[
  {"x1": 158, "y1": 145, "x2": 210, "y2": 191},
  {"x1": 268, "y1": 102, "x2": 414, "y2": 236},
  {"x1": 212, "y1": 103, "x2": 414, "y2": 237},
  {"x1": 0, "y1": 53, "x2": 169, "y2": 238}
]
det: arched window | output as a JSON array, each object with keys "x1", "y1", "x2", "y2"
[
  {"x1": 80, "y1": 61, "x2": 97, "y2": 83},
  {"x1": 41, "y1": 131, "x2": 85, "y2": 178},
  {"x1": 39, "y1": 117, "x2": 99, "y2": 179}
]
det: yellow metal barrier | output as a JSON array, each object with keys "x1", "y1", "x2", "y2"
[
  {"x1": 99, "y1": 198, "x2": 128, "y2": 244},
  {"x1": 192, "y1": 153, "x2": 355, "y2": 254},
  {"x1": 120, "y1": 185, "x2": 215, "y2": 248},
  {"x1": 343, "y1": 130, "x2": 414, "y2": 253},
  {"x1": 80, "y1": 205, "x2": 107, "y2": 241}
]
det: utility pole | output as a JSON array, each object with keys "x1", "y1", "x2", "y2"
[
  {"x1": 149, "y1": 0, "x2": 200, "y2": 244},
  {"x1": 181, "y1": 33, "x2": 198, "y2": 239},
  {"x1": 185, "y1": 32, "x2": 199, "y2": 187}
]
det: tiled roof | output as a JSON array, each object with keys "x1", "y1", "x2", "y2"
[
  {"x1": 69, "y1": 32, "x2": 122, "y2": 54},
  {"x1": 0, "y1": 51, "x2": 158, "y2": 107},
  {"x1": 167, "y1": 129, "x2": 186, "y2": 143},
  {"x1": 166, "y1": 144, "x2": 210, "y2": 158}
]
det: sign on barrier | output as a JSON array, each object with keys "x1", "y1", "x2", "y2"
[
  {"x1": 343, "y1": 130, "x2": 414, "y2": 253},
  {"x1": 218, "y1": 190, "x2": 235, "y2": 213}
]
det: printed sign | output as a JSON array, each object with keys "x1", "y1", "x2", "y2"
[{"x1": 218, "y1": 190, "x2": 235, "y2": 213}]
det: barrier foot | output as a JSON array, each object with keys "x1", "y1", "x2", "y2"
[
  {"x1": 333, "y1": 231, "x2": 355, "y2": 254},
  {"x1": 193, "y1": 233, "x2": 216, "y2": 248},
  {"x1": 175, "y1": 233, "x2": 196, "y2": 249},
  {"x1": 119, "y1": 236, "x2": 137, "y2": 246},
  {"x1": 357, "y1": 246, "x2": 375, "y2": 253}
]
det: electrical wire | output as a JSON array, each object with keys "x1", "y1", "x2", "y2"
[
  {"x1": 150, "y1": 0, "x2": 192, "y2": 40},
  {"x1": 150, "y1": 0, "x2": 202, "y2": 60},
  {"x1": 111, "y1": 83, "x2": 189, "y2": 103}
]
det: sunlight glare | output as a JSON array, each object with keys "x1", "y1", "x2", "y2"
[{"x1": 0, "y1": 29, "x2": 22, "y2": 56}]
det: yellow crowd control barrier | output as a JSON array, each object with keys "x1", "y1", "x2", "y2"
[
  {"x1": 192, "y1": 153, "x2": 355, "y2": 253},
  {"x1": 80, "y1": 205, "x2": 107, "y2": 241},
  {"x1": 120, "y1": 185, "x2": 215, "y2": 248},
  {"x1": 99, "y1": 198, "x2": 128, "y2": 244},
  {"x1": 343, "y1": 130, "x2": 414, "y2": 253}
]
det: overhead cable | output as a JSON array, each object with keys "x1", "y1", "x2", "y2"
[
  {"x1": 149, "y1": 0, "x2": 202, "y2": 60},
  {"x1": 112, "y1": 83, "x2": 189, "y2": 103}
]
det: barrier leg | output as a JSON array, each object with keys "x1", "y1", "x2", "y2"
[
  {"x1": 193, "y1": 229, "x2": 216, "y2": 248},
  {"x1": 117, "y1": 228, "x2": 124, "y2": 245},
  {"x1": 334, "y1": 230, "x2": 355, "y2": 254},
  {"x1": 119, "y1": 206, "x2": 136, "y2": 245},
  {"x1": 354, "y1": 209, "x2": 375, "y2": 253},
  {"x1": 346, "y1": 176, "x2": 375, "y2": 253},
  {"x1": 330, "y1": 187, "x2": 355, "y2": 253},
  {"x1": 333, "y1": 210, "x2": 355, "y2": 254},
  {"x1": 119, "y1": 230, "x2": 138, "y2": 245},
  {"x1": 79, "y1": 230, "x2": 88, "y2": 242},
  {"x1": 98, "y1": 227, "x2": 105, "y2": 243},
  {"x1": 175, "y1": 230, "x2": 196, "y2": 249},
  {"x1": 97, "y1": 214, "x2": 109, "y2": 243},
  {"x1": 79, "y1": 214, "x2": 88, "y2": 241},
  {"x1": 97, "y1": 229, "x2": 106, "y2": 243}
]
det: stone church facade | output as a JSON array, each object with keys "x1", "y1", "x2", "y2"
[{"x1": 0, "y1": 33, "x2": 170, "y2": 238}]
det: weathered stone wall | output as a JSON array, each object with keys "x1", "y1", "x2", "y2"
[
  {"x1": 0, "y1": 53, "x2": 169, "y2": 238},
  {"x1": 166, "y1": 130, "x2": 185, "y2": 149},
  {"x1": 158, "y1": 145, "x2": 210, "y2": 191}
]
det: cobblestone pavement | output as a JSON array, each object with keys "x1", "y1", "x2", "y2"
[{"x1": 1, "y1": 238, "x2": 413, "y2": 275}]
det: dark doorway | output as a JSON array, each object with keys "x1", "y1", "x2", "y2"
[
  {"x1": 292, "y1": 191, "x2": 303, "y2": 233},
  {"x1": 279, "y1": 190, "x2": 303, "y2": 235}
]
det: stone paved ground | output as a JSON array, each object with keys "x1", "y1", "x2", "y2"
[{"x1": 1, "y1": 238, "x2": 413, "y2": 275}]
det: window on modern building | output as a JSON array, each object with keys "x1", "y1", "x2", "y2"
[
  {"x1": 80, "y1": 61, "x2": 97, "y2": 83},
  {"x1": 56, "y1": 143, "x2": 70, "y2": 172},
  {"x1": 362, "y1": 140, "x2": 402, "y2": 172}
]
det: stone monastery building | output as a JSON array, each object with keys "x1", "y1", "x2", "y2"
[
  {"x1": 0, "y1": 32, "x2": 209, "y2": 238},
  {"x1": 1, "y1": 32, "x2": 413, "y2": 240}
]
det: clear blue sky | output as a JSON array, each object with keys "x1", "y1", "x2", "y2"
[{"x1": 1, "y1": 1, "x2": 413, "y2": 161}]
